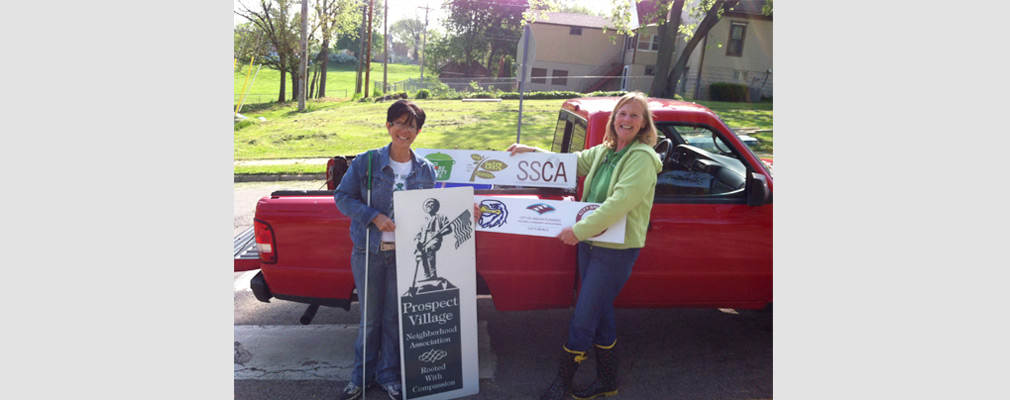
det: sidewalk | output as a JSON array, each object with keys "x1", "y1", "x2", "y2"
[
  {"x1": 234, "y1": 158, "x2": 331, "y2": 182},
  {"x1": 234, "y1": 270, "x2": 497, "y2": 381},
  {"x1": 234, "y1": 323, "x2": 496, "y2": 381},
  {"x1": 234, "y1": 158, "x2": 331, "y2": 166}
]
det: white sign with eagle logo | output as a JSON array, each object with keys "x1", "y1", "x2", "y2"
[{"x1": 474, "y1": 195, "x2": 626, "y2": 244}]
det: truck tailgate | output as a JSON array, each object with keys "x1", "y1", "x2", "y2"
[{"x1": 234, "y1": 226, "x2": 261, "y2": 272}]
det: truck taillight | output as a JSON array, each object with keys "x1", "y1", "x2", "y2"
[
  {"x1": 253, "y1": 219, "x2": 277, "y2": 264},
  {"x1": 326, "y1": 158, "x2": 337, "y2": 190}
]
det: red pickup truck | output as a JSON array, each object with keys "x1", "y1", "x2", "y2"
[{"x1": 234, "y1": 97, "x2": 772, "y2": 322}]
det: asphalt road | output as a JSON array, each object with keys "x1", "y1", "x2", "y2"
[{"x1": 233, "y1": 181, "x2": 772, "y2": 400}]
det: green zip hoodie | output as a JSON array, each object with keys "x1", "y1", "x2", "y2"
[{"x1": 572, "y1": 141, "x2": 663, "y2": 249}]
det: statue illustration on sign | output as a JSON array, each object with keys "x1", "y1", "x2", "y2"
[{"x1": 406, "y1": 198, "x2": 473, "y2": 296}]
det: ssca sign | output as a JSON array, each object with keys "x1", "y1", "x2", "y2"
[{"x1": 415, "y1": 149, "x2": 577, "y2": 189}]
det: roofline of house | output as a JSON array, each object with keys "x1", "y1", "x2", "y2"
[{"x1": 532, "y1": 21, "x2": 614, "y2": 30}]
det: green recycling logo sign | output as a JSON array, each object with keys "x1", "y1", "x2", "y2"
[{"x1": 424, "y1": 152, "x2": 456, "y2": 181}]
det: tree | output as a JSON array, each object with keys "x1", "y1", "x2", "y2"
[
  {"x1": 649, "y1": 0, "x2": 685, "y2": 97},
  {"x1": 310, "y1": 0, "x2": 363, "y2": 98},
  {"x1": 390, "y1": 18, "x2": 425, "y2": 61},
  {"x1": 348, "y1": 1, "x2": 386, "y2": 96},
  {"x1": 421, "y1": 29, "x2": 454, "y2": 76},
  {"x1": 234, "y1": 21, "x2": 268, "y2": 68},
  {"x1": 440, "y1": 0, "x2": 527, "y2": 77},
  {"x1": 238, "y1": 0, "x2": 375, "y2": 101},
  {"x1": 485, "y1": 1, "x2": 525, "y2": 76},
  {"x1": 236, "y1": 0, "x2": 305, "y2": 103},
  {"x1": 557, "y1": 2, "x2": 599, "y2": 16}
]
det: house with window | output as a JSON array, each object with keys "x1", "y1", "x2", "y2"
[
  {"x1": 517, "y1": 0, "x2": 772, "y2": 100},
  {"x1": 516, "y1": 12, "x2": 626, "y2": 93},
  {"x1": 621, "y1": 0, "x2": 773, "y2": 100}
]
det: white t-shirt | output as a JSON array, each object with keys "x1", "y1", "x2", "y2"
[{"x1": 382, "y1": 158, "x2": 413, "y2": 242}]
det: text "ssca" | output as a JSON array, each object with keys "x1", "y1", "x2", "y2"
[{"x1": 516, "y1": 161, "x2": 569, "y2": 182}]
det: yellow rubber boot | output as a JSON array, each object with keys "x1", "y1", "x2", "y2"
[
  {"x1": 572, "y1": 340, "x2": 619, "y2": 400},
  {"x1": 539, "y1": 346, "x2": 587, "y2": 400}
]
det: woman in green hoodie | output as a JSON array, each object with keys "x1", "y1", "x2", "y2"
[{"x1": 507, "y1": 91, "x2": 663, "y2": 400}]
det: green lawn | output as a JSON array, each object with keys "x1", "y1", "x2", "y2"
[
  {"x1": 234, "y1": 99, "x2": 566, "y2": 161},
  {"x1": 233, "y1": 64, "x2": 772, "y2": 175},
  {"x1": 235, "y1": 62, "x2": 425, "y2": 105}
]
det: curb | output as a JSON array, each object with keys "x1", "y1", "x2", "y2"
[{"x1": 234, "y1": 174, "x2": 327, "y2": 182}]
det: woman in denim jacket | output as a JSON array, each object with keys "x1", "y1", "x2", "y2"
[{"x1": 334, "y1": 99, "x2": 436, "y2": 400}]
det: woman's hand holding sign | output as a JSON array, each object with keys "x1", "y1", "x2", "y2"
[
  {"x1": 556, "y1": 226, "x2": 579, "y2": 246},
  {"x1": 506, "y1": 143, "x2": 537, "y2": 155},
  {"x1": 372, "y1": 214, "x2": 396, "y2": 232}
]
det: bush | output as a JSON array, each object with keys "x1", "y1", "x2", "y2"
[
  {"x1": 328, "y1": 53, "x2": 357, "y2": 64},
  {"x1": 709, "y1": 82, "x2": 750, "y2": 102},
  {"x1": 463, "y1": 90, "x2": 616, "y2": 100},
  {"x1": 371, "y1": 92, "x2": 410, "y2": 102},
  {"x1": 404, "y1": 87, "x2": 685, "y2": 101},
  {"x1": 586, "y1": 90, "x2": 631, "y2": 98}
]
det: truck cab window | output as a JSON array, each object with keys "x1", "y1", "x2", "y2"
[
  {"x1": 654, "y1": 123, "x2": 748, "y2": 202},
  {"x1": 569, "y1": 120, "x2": 586, "y2": 154},
  {"x1": 551, "y1": 117, "x2": 570, "y2": 153},
  {"x1": 551, "y1": 111, "x2": 587, "y2": 154}
]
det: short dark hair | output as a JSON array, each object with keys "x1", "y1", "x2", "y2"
[{"x1": 387, "y1": 99, "x2": 426, "y2": 130}]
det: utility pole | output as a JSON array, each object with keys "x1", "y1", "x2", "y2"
[
  {"x1": 365, "y1": 0, "x2": 373, "y2": 98},
  {"x1": 383, "y1": 0, "x2": 388, "y2": 94},
  {"x1": 517, "y1": 24, "x2": 530, "y2": 143},
  {"x1": 299, "y1": 0, "x2": 308, "y2": 111},
  {"x1": 355, "y1": 2, "x2": 366, "y2": 96},
  {"x1": 418, "y1": 3, "x2": 432, "y2": 91}
]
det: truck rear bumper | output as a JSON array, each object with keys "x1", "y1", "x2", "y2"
[
  {"x1": 250, "y1": 271, "x2": 273, "y2": 302},
  {"x1": 249, "y1": 269, "x2": 353, "y2": 310}
]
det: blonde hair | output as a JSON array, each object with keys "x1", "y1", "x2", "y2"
[{"x1": 603, "y1": 91, "x2": 658, "y2": 149}]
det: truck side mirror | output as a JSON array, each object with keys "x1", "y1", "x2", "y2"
[{"x1": 747, "y1": 172, "x2": 771, "y2": 207}]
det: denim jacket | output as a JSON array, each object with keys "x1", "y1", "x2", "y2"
[{"x1": 334, "y1": 144, "x2": 437, "y2": 254}]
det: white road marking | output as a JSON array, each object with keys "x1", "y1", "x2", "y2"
[{"x1": 234, "y1": 270, "x2": 258, "y2": 292}]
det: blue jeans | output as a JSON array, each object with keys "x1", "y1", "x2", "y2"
[
  {"x1": 350, "y1": 248, "x2": 400, "y2": 387},
  {"x1": 566, "y1": 242, "x2": 641, "y2": 352}
]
